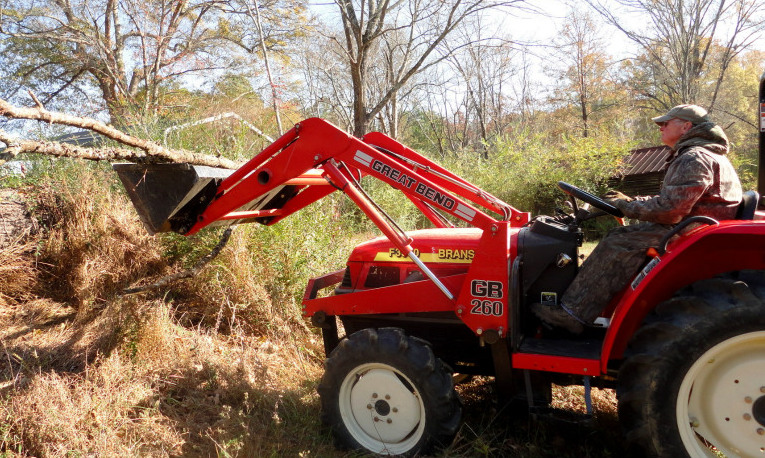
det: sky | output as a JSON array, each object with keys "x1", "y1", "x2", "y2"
[{"x1": 308, "y1": 0, "x2": 638, "y2": 57}]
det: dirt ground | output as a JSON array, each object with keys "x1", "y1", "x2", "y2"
[{"x1": 0, "y1": 188, "x2": 35, "y2": 249}]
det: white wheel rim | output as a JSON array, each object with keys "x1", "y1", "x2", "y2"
[
  {"x1": 338, "y1": 362, "x2": 426, "y2": 455},
  {"x1": 677, "y1": 331, "x2": 765, "y2": 457}
]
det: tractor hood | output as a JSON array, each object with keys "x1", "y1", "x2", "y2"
[{"x1": 349, "y1": 227, "x2": 483, "y2": 264}]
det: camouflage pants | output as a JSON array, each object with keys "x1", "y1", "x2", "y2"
[{"x1": 561, "y1": 222, "x2": 671, "y2": 323}]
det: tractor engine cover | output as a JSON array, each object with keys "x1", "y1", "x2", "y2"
[{"x1": 338, "y1": 227, "x2": 483, "y2": 293}]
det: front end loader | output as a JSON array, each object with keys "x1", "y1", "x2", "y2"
[{"x1": 115, "y1": 72, "x2": 765, "y2": 457}]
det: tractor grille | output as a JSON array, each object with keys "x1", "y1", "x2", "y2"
[{"x1": 364, "y1": 266, "x2": 400, "y2": 288}]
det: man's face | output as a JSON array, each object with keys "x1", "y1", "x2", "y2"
[{"x1": 658, "y1": 118, "x2": 692, "y2": 148}]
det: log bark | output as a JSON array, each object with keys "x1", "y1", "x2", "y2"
[{"x1": 0, "y1": 98, "x2": 242, "y2": 169}]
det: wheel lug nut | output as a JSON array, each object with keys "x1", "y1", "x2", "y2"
[
  {"x1": 761, "y1": 386, "x2": 765, "y2": 393},
  {"x1": 372, "y1": 393, "x2": 378, "y2": 398},
  {"x1": 392, "y1": 407, "x2": 398, "y2": 413},
  {"x1": 385, "y1": 394, "x2": 390, "y2": 400},
  {"x1": 367, "y1": 404, "x2": 373, "y2": 410},
  {"x1": 374, "y1": 417, "x2": 380, "y2": 422},
  {"x1": 758, "y1": 428, "x2": 765, "y2": 436},
  {"x1": 744, "y1": 413, "x2": 752, "y2": 421},
  {"x1": 387, "y1": 418, "x2": 392, "y2": 424},
  {"x1": 746, "y1": 396, "x2": 753, "y2": 403}
]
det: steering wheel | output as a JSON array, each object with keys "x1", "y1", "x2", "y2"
[{"x1": 557, "y1": 181, "x2": 624, "y2": 218}]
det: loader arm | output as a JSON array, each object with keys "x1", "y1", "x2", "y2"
[{"x1": 187, "y1": 118, "x2": 529, "y2": 236}]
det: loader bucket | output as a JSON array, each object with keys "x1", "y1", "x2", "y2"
[
  {"x1": 113, "y1": 163, "x2": 301, "y2": 234},
  {"x1": 113, "y1": 163, "x2": 232, "y2": 234}
]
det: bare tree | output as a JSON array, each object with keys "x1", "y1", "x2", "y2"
[
  {"x1": 221, "y1": 0, "x2": 310, "y2": 136},
  {"x1": 245, "y1": 0, "x2": 283, "y2": 135},
  {"x1": 294, "y1": 33, "x2": 355, "y2": 130},
  {"x1": 447, "y1": 17, "x2": 518, "y2": 155},
  {"x1": 548, "y1": 8, "x2": 615, "y2": 137},
  {"x1": 331, "y1": 0, "x2": 529, "y2": 138},
  {"x1": 0, "y1": 0, "x2": 239, "y2": 123},
  {"x1": 587, "y1": 0, "x2": 765, "y2": 111},
  {"x1": 410, "y1": 66, "x2": 464, "y2": 158}
]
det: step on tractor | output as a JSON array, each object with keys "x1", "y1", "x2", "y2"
[{"x1": 115, "y1": 74, "x2": 765, "y2": 457}]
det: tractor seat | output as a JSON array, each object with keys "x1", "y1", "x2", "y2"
[{"x1": 736, "y1": 190, "x2": 760, "y2": 220}]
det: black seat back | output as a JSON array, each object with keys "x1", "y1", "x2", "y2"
[{"x1": 736, "y1": 190, "x2": 760, "y2": 220}]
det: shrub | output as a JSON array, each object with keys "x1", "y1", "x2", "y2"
[{"x1": 437, "y1": 129, "x2": 634, "y2": 218}]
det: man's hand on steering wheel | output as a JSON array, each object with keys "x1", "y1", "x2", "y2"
[
  {"x1": 557, "y1": 182, "x2": 625, "y2": 218},
  {"x1": 603, "y1": 190, "x2": 633, "y2": 204}
]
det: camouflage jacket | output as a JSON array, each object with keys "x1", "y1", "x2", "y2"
[{"x1": 614, "y1": 122, "x2": 742, "y2": 225}]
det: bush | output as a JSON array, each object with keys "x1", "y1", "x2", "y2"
[
  {"x1": 173, "y1": 196, "x2": 362, "y2": 334},
  {"x1": 439, "y1": 129, "x2": 634, "y2": 217}
]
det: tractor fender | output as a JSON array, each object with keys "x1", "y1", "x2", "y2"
[{"x1": 600, "y1": 221, "x2": 765, "y2": 372}]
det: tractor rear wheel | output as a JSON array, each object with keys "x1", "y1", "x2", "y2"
[
  {"x1": 318, "y1": 327, "x2": 461, "y2": 456},
  {"x1": 617, "y1": 271, "x2": 765, "y2": 457}
]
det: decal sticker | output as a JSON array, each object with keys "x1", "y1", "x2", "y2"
[
  {"x1": 362, "y1": 157, "x2": 469, "y2": 216},
  {"x1": 437, "y1": 248, "x2": 474, "y2": 261},
  {"x1": 385, "y1": 248, "x2": 420, "y2": 259},
  {"x1": 454, "y1": 203, "x2": 476, "y2": 221},
  {"x1": 470, "y1": 299, "x2": 504, "y2": 317},
  {"x1": 354, "y1": 150, "x2": 373, "y2": 167},
  {"x1": 540, "y1": 292, "x2": 557, "y2": 306},
  {"x1": 469, "y1": 279, "x2": 505, "y2": 316},
  {"x1": 631, "y1": 256, "x2": 661, "y2": 290},
  {"x1": 412, "y1": 182, "x2": 456, "y2": 210},
  {"x1": 373, "y1": 248, "x2": 474, "y2": 263},
  {"x1": 371, "y1": 159, "x2": 417, "y2": 189},
  {"x1": 471, "y1": 279, "x2": 504, "y2": 298}
]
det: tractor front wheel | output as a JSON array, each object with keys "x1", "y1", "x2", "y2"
[
  {"x1": 318, "y1": 327, "x2": 461, "y2": 456},
  {"x1": 618, "y1": 271, "x2": 765, "y2": 457}
]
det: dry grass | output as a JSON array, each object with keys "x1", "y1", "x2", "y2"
[
  {"x1": 0, "y1": 299, "x2": 334, "y2": 457},
  {"x1": 0, "y1": 165, "x2": 626, "y2": 457},
  {"x1": 441, "y1": 378, "x2": 623, "y2": 458},
  {"x1": 0, "y1": 242, "x2": 38, "y2": 309},
  {"x1": 32, "y1": 176, "x2": 168, "y2": 308},
  {"x1": 0, "y1": 165, "x2": 341, "y2": 456},
  {"x1": 169, "y1": 227, "x2": 299, "y2": 336}
]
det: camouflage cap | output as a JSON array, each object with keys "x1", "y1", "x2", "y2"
[{"x1": 652, "y1": 104, "x2": 709, "y2": 125}]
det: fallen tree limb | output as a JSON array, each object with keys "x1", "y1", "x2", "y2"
[
  {"x1": 121, "y1": 226, "x2": 234, "y2": 295},
  {"x1": 0, "y1": 130, "x2": 149, "y2": 164},
  {"x1": 0, "y1": 98, "x2": 241, "y2": 169}
]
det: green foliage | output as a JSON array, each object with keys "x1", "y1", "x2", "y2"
[
  {"x1": 312, "y1": 126, "x2": 633, "y2": 242},
  {"x1": 232, "y1": 198, "x2": 359, "y2": 305},
  {"x1": 711, "y1": 50, "x2": 765, "y2": 192},
  {"x1": 440, "y1": 129, "x2": 634, "y2": 216}
]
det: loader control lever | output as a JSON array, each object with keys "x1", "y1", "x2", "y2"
[{"x1": 557, "y1": 181, "x2": 624, "y2": 218}]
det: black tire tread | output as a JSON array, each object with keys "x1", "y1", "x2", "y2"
[
  {"x1": 617, "y1": 270, "x2": 765, "y2": 457},
  {"x1": 318, "y1": 327, "x2": 461, "y2": 456}
]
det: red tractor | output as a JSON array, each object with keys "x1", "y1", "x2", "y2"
[{"x1": 115, "y1": 74, "x2": 765, "y2": 457}]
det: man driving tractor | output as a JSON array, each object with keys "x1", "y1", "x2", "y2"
[{"x1": 533, "y1": 104, "x2": 743, "y2": 334}]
